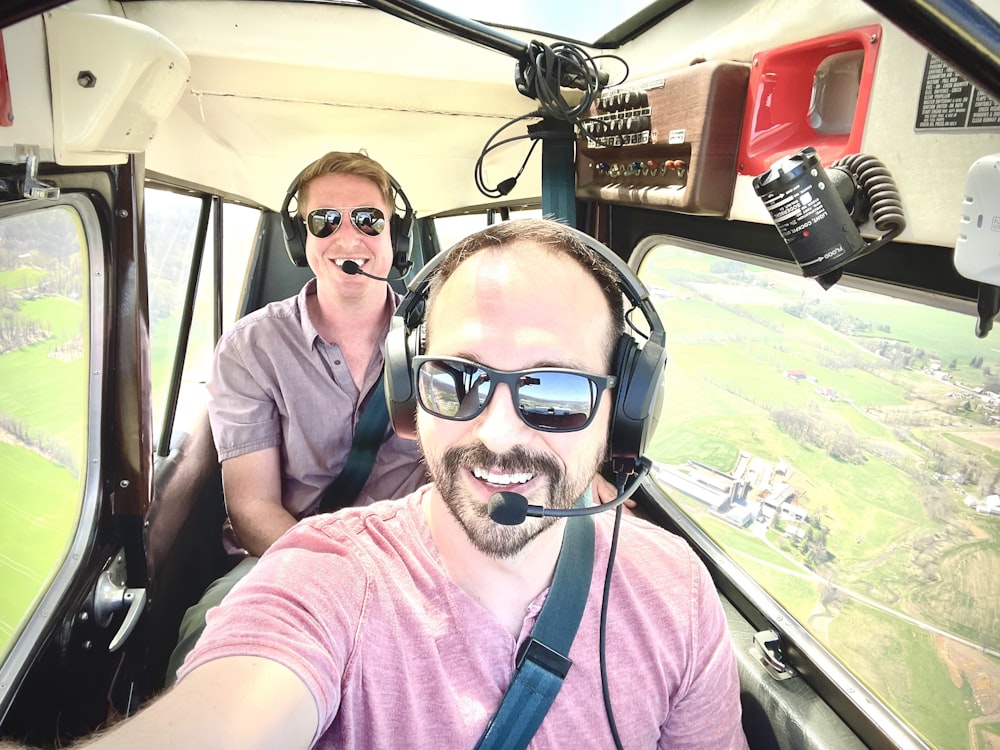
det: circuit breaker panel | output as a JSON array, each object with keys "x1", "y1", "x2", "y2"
[{"x1": 576, "y1": 61, "x2": 750, "y2": 215}]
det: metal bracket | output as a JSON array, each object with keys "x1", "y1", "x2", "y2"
[
  {"x1": 751, "y1": 629, "x2": 797, "y2": 681},
  {"x1": 92, "y1": 550, "x2": 147, "y2": 652},
  {"x1": 16, "y1": 146, "x2": 59, "y2": 200}
]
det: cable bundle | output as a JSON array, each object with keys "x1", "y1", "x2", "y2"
[{"x1": 476, "y1": 41, "x2": 627, "y2": 198}]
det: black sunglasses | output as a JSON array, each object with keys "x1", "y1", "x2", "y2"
[
  {"x1": 305, "y1": 207, "x2": 386, "y2": 238},
  {"x1": 413, "y1": 355, "x2": 616, "y2": 433}
]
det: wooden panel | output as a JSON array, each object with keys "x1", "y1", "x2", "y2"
[{"x1": 576, "y1": 61, "x2": 750, "y2": 216}]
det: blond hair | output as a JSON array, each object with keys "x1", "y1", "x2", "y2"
[{"x1": 294, "y1": 152, "x2": 394, "y2": 214}]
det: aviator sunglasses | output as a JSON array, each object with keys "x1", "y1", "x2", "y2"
[
  {"x1": 412, "y1": 355, "x2": 617, "y2": 433},
  {"x1": 306, "y1": 207, "x2": 386, "y2": 238}
]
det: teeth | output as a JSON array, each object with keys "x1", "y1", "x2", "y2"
[
  {"x1": 473, "y1": 467, "x2": 534, "y2": 485},
  {"x1": 334, "y1": 258, "x2": 366, "y2": 267}
]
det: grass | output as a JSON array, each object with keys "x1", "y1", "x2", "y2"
[
  {"x1": 841, "y1": 298, "x2": 1000, "y2": 374},
  {"x1": 647, "y1": 244, "x2": 999, "y2": 749},
  {"x1": 908, "y1": 537, "x2": 1000, "y2": 650},
  {"x1": 0, "y1": 268, "x2": 46, "y2": 291},
  {"x1": 942, "y1": 432, "x2": 1000, "y2": 470},
  {"x1": 0, "y1": 441, "x2": 80, "y2": 656},
  {"x1": 0, "y1": 343, "x2": 88, "y2": 457},
  {"x1": 827, "y1": 600, "x2": 976, "y2": 750},
  {"x1": 21, "y1": 296, "x2": 84, "y2": 339}
]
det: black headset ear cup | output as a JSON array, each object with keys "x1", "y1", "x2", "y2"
[
  {"x1": 390, "y1": 213, "x2": 411, "y2": 272},
  {"x1": 281, "y1": 181, "x2": 309, "y2": 267},
  {"x1": 389, "y1": 176, "x2": 414, "y2": 274},
  {"x1": 608, "y1": 333, "x2": 667, "y2": 465},
  {"x1": 385, "y1": 319, "x2": 424, "y2": 441}
]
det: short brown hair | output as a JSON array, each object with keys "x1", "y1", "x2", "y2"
[{"x1": 294, "y1": 152, "x2": 395, "y2": 215}]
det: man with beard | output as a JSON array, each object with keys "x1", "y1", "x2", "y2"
[{"x1": 31, "y1": 219, "x2": 747, "y2": 749}]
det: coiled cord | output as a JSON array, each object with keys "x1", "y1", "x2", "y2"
[{"x1": 832, "y1": 153, "x2": 906, "y2": 252}]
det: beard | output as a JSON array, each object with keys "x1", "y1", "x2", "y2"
[{"x1": 422, "y1": 441, "x2": 600, "y2": 559}]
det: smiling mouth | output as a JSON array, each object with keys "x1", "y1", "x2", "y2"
[
  {"x1": 334, "y1": 258, "x2": 366, "y2": 268},
  {"x1": 472, "y1": 467, "x2": 535, "y2": 487}
]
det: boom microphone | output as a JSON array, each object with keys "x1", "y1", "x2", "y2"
[
  {"x1": 340, "y1": 260, "x2": 408, "y2": 282},
  {"x1": 487, "y1": 459, "x2": 651, "y2": 526}
]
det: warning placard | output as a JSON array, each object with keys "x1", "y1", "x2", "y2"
[{"x1": 915, "y1": 54, "x2": 1000, "y2": 130}]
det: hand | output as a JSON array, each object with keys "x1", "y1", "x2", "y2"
[{"x1": 592, "y1": 474, "x2": 636, "y2": 514}]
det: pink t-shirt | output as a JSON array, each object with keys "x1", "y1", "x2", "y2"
[{"x1": 180, "y1": 487, "x2": 748, "y2": 749}]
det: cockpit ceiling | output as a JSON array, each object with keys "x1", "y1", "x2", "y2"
[{"x1": 117, "y1": 0, "x2": 545, "y2": 212}]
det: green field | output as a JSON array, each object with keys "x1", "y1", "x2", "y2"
[
  {"x1": 828, "y1": 601, "x2": 978, "y2": 750},
  {"x1": 0, "y1": 268, "x2": 46, "y2": 291},
  {"x1": 645, "y1": 245, "x2": 1000, "y2": 749},
  {"x1": 0, "y1": 267, "x2": 87, "y2": 657},
  {"x1": 0, "y1": 442, "x2": 81, "y2": 649}
]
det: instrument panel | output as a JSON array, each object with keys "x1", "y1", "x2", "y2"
[{"x1": 576, "y1": 61, "x2": 750, "y2": 216}]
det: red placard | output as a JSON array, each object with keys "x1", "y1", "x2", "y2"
[
  {"x1": 0, "y1": 32, "x2": 11, "y2": 127},
  {"x1": 737, "y1": 25, "x2": 881, "y2": 175}
]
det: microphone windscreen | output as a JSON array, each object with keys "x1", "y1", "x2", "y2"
[
  {"x1": 488, "y1": 492, "x2": 529, "y2": 526},
  {"x1": 341, "y1": 260, "x2": 361, "y2": 274}
]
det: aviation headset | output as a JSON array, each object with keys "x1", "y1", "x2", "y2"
[
  {"x1": 280, "y1": 164, "x2": 415, "y2": 272},
  {"x1": 384, "y1": 223, "x2": 668, "y2": 472}
]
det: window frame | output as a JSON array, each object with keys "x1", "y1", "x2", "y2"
[
  {"x1": 0, "y1": 193, "x2": 106, "y2": 718},
  {"x1": 143, "y1": 177, "x2": 263, "y2": 459}
]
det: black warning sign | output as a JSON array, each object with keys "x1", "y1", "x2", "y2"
[{"x1": 916, "y1": 54, "x2": 1000, "y2": 130}]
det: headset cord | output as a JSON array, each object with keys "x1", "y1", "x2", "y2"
[
  {"x1": 474, "y1": 111, "x2": 545, "y2": 198},
  {"x1": 474, "y1": 42, "x2": 628, "y2": 198},
  {"x1": 599, "y1": 473, "x2": 626, "y2": 750}
]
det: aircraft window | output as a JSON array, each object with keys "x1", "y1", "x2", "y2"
[
  {"x1": 145, "y1": 189, "x2": 259, "y2": 447},
  {"x1": 432, "y1": 208, "x2": 542, "y2": 251},
  {"x1": 384, "y1": 0, "x2": 668, "y2": 46},
  {"x1": 638, "y1": 242, "x2": 1000, "y2": 750},
  {"x1": 0, "y1": 205, "x2": 89, "y2": 661}
]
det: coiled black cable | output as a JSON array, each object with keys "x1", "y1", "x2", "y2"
[
  {"x1": 832, "y1": 153, "x2": 906, "y2": 253},
  {"x1": 475, "y1": 41, "x2": 627, "y2": 198}
]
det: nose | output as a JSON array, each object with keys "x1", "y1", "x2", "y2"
[{"x1": 473, "y1": 383, "x2": 530, "y2": 453}]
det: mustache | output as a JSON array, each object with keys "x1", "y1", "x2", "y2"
[{"x1": 441, "y1": 443, "x2": 562, "y2": 481}]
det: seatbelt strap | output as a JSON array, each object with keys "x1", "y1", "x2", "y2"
[
  {"x1": 317, "y1": 372, "x2": 389, "y2": 513},
  {"x1": 474, "y1": 513, "x2": 595, "y2": 750}
]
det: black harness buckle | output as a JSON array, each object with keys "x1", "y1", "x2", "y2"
[{"x1": 516, "y1": 637, "x2": 572, "y2": 679}]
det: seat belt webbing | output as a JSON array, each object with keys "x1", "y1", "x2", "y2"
[
  {"x1": 475, "y1": 513, "x2": 595, "y2": 750},
  {"x1": 317, "y1": 372, "x2": 389, "y2": 513}
]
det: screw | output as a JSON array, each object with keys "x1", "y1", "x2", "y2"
[
  {"x1": 120, "y1": 479, "x2": 130, "y2": 488},
  {"x1": 117, "y1": 209, "x2": 128, "y2": 218},
  {"x1": 77, "y1": 71, "x2": 97, "y2": 88}
]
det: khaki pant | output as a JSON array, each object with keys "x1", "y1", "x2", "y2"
[{"x1": 165, "y1": 556, "x2": 258, "y2": 685}]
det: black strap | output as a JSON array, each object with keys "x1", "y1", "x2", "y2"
[
  {"x1": 317, "y1": 372, "x2": 390, "y2": 513},
  {"x1": 475, "y1": 514, "x2": 595, "y2": 750}
]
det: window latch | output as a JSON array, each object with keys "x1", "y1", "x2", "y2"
[{"x1": 752, "y1": 629, "x2": 797, "y2": 681}]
